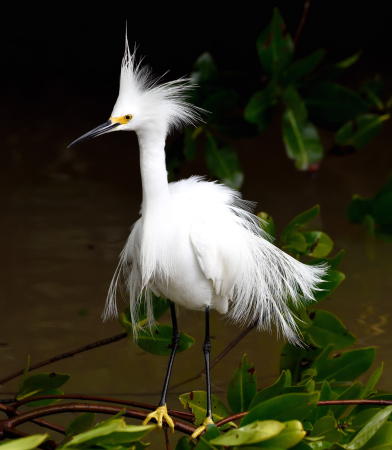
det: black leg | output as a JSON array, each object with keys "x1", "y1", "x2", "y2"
[
  {"x1": 158, "y1": 301, "x2": 180, "y2": 406},
  {"x1": 203, "y1": 306, "x2": 212, "y2": 418}
]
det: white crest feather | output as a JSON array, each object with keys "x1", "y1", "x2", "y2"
[{"x1": 111, "y1": 34, "x2": 203, "y2": 131}]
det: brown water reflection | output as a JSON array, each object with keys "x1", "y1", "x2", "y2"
[{"x1": 1, "y1": 109, "x2": 392, "y2": 444}]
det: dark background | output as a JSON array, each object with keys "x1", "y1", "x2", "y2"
[{"x1": 2, "y1": 3, "x2": 390, "y2": 103}]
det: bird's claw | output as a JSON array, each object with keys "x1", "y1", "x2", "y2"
[
  {"x1": 191, "y1": 416, "x2": 214, "y2": 439},
  {"x1": 143, "y1": 404, "x2": 175, "y2": 432}
]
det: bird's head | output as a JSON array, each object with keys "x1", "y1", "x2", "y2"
[{"x1": 68, "y1": 35, "x2": 201, "y2": 148}]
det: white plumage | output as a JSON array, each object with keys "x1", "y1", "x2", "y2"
[
  {"x1": 90, "y1": 37, "x2": 328, "y2": 346},
  {"x1": 71, "y1": 35, "x2": 326, "y2": 346}
]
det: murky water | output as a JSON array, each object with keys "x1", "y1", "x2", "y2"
[{"x1": 1, "y1": 105, "x2": 391, "y2": 446}]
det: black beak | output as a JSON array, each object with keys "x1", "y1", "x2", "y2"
[{"x1": 67, "y1": 120, "x2": 120, "y2": 148}]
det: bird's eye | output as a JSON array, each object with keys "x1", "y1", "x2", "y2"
[{"x1": 125, "y1": 114, "x2": 132, "y2": 120}]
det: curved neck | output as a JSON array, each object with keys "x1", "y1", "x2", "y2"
[{"x1": 137, "y1": 127, "x2": 169, "y2": 214}]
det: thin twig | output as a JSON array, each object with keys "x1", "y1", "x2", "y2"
[
  {"x1": 0, "y1": 333, "x2": 127, "y2": 385},
  {"x1": 0, "y1": 403, "x2": 65, "y2": 434},
  {"x1": 171, "y1": 325, "x2": 255, "y2": 391},
  {"x1": 9, "y1": 395, "x2": 193, "y2": 421},
  {"x1": 163, "y1": 427, "x2": 171, "y2": 450},
  {"x1": 0, "y1": 402, "x2": 196, "y2": 435},
  {"x1": 294, "y1": 0, "x2": 312, "y2": 46}
]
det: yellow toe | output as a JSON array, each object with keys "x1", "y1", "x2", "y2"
[
  {"x1": 191, "y1": 416, "x2": 214, "y2": 439},
  {"x1": 143, "y1": 404, "x2": 175, "y2": 432}
]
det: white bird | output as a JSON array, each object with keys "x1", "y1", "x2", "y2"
[{"x1": 68, "y1": 35, "x2": 326, "y2": 438}]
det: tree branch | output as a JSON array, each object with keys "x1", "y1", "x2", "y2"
[
  {"x1": 9, "y1": 395, "x2": 193, "y2": 422},
  {"x1": 0, "y1": 402, "x2": 196, "y2": 435},
  {"x1": 0, "y1": 333, "x2": 127, "y2": 385}
]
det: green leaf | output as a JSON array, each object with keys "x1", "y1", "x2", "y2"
[
  {"x1": 119, "y1": 295, "x2": 169, "y2": 332},
  {"x1": 66, "y1": 413, "x2": 96, "y2": 437},
  {"x1": 362, "y1": 363, "x2": 384, "y2": 399},
  {"x1": 310, "y1": 249, "x2": 345, "y2": 270},
  {"x1": 62, "y1": 418, "x2": 155, "y2": 448},
  {"x1": 175, "y1": 436, "x2": 193, "y2": 450},
  {"x1": 24, "y1": 388, "x2": 64, "y2": 407},
  {"x1": 282, "y1": 231, "x2": 308, "y2": 254},
  {"x1": 194, "y1": 425, "x2": 221, "y2": 450},
  {"x1": 347, "y1": 195, "x2": 373, "y2": 224},
  {"x1": 335, "y1": 114, "x2": 389, "y2": 149},
  {"x1": 336, "y1": 51, "x2": 362, "y2": 69},
  {"x1": 281, "y1": 205, "x2": 320, "y2": 240},
  {"x1": 361, "y1": 76, "x2": 384, "y2": 110},
  {"x1": 210, "y1": 420, "x2": 285, "y2": 446},
  {"x1": 343, "y1": 405, "x2": 392, "y2": 449},
  {"x1": 192, "y1": 52, "x2": 218, "y2": 84},
  {"x1": 205, "y1": 134, "x2": 243, "y2": 189},
  {"x1": 17, "y1": 373, "x2": 70, "y2": 400},
  {"x1": 257, "y1": 8, "x2": 294, "y2": 76},
  {"x1": 257, "y1": 212, "x2": 276, "y2": 238},
  {"x1": 244, "y1": 84, "x2": 277, "y2": 131},
  {"x1": 282, "y1": 49, "x2": 326, "y2": 84},
  {"x1": 283, "y1": 86, "x2": 308, "y2": 123},
  {"x1": 179, "y1": 391, "x2": 231, "y2": 426},
  {"x1": 282, "y1": 108, "x2": 324, "y2": 170},
  {"x1": 227, "y1": 354, "x2": 257, "y2": 413},
  {"x1": 363, "y1": 422, "x2": 392, "y2": 449},
  {"x1": 312, "y1": 416, "x2": 343, "y2": 443},
  {"x1": 373, "y1": 192, "x2": 392, "y2": 225},
  {"x1": 332, "y1": 382, "x2": 362, "y2": 418},
  {"x1": 0, "y1": 435, "x2": 48, "y2": 450},
  {"x1": 250, "y1": 370, "x2": 292, "y2": 407},
  {"x1": 314, "y1": 269, "x2": 345, "y2": 301},
  {"x1": 306, "y1": 310, "x2": 355, "y2": 350},
  {"x1": 303, "y1": 231, "x2": 334, "y2": 258},
  {"x1": 314, "y1": 346, "x2": 375, "y2": 382},
  {"x1": 306, "y1": 81, "x2": 369, "y2": 126},
  {"x1": 136, "y1": 324, "x2": 194, "y2": 356},
  {"x1": 258, "y1": 420, "x2": 306, "y2": 448},
  {"x1": 280, "y1": 344, "x2": 321, "y2": 384},
  {"x1": 241, "y1": 393, "x2": 319, "y2": 426}
]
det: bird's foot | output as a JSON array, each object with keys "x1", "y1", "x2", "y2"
[
  {"x1": 191, "y1": 416, "x2": 214, "y2": 439},
  {"x1": 143, "y1": 404, "x2": 175, "y2": 432}
]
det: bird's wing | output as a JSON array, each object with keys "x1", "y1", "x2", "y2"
[{"x1": 190, "y1": 219, "x2": 236, "y2": 298}]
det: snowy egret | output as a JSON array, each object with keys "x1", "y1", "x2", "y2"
[{"x1": 68, "y1": 35, "x2": 326, "y2": 438}]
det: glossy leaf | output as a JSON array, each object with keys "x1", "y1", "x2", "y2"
[
  {"x1": 312, "y1": 416, "x2": 343, "y2": 443},
  {"x1": 227, "y1": 354, "x2": 257, "y2": 413},
  {"x1": 363, "y1": 422, "x2": 392, "y2": 449},
  {"x1": 175, "y1": 436, "x2": 193, "y2": 450},
  {"x1": 241, "y1": 392, "x2": 319, "y2": 426},
  {"x1": 257, "y1": 212, "x2": 276, "y2": 237},
  {"x1": 17, "y1": 372, "x2": 70, "y2": 400},
  {"x1": 362, "y1": 363, "x2": 384, "y2": 399},
  {"x1": 194, "y1": 425, "x2": 221, "y2": 450},
  {"x1": 191, "y1": 52, "x2": 218, "y2": 83},
  {"x1": 314, "y1": 269, "x2": 345, "y2": 301},
  {"x1": 66, "y1": 413, "x2": 96, "y2": 437},
  {"x1": 335, "y1": 114, "x2": 389, "y2": 149},
  {"x1": 282, "y1": 86, "x2": 308, "y2": 123},
  {"x1": 281, "y1": 205, "x2": 320, "y2": 241},
  {"x1": 137, "y1": 324, "x2": 194, "y2": 356},
  {"x1": 179, "y1": 391, "x2": 231, "y2": 426},
  {"x1": 119, "y1": 295, "x2": 169, "y2": 332},
  {"x1": 205, "y1": 134, "x2": 243, "y2": 189},
  {"x1": 336, "y1": 51, "x2": 361, "y2": 69},
  {"x1": 62, "y1": 418, "x2": 155, "y2": 447},
  {"x1": 0, "y1": 435, "x2": 49, "y2": 450},
  {"x1": 24, "y1": 387, "x2": 64, "y2": 407},
  {"x1": 314, "y1": 346, "x2": 375, "y2": 382},
  {"x1": 306, "y1": 310, "x2": 355, "y2": 350},
  {"x1": 210, "y1": 420, "x2": 285, "y2": 446},
  {"x1": 303, "y1": 231, "x2": 334, "y2": 258},
  {"x1": 257, "y1": 8, "x2": 294, "y2": 76},
  {"x1": 306, "y1": 81, "x2": 368, "y2": 126},
  {"x1": 282, "y1": 231, "x2": 308, "y2": 254},
  {"x1": 332, "y1": 382, "x2": 362, "y2": 418},
  {"x1": 282, "y1": 49, "x2": 326, "y2": 84},
  {"x1": 282, "y1": 108, "x2": 323, "y2": 170},
  {"x1": 244, "y1": 84, "x2": 277, "y2": 131},
  {"x1": 250, "y1": 370, "x2": 292, "y2": 407},
  {"x1": 258, "y1": 420, "x2": 306, "y2": 448},
  {"x1": 280, "y1": 344, "x2": 321, "y2": 384},
  {"x1": 343, "y1": 405, "x2": 392, "y2": 449}
]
